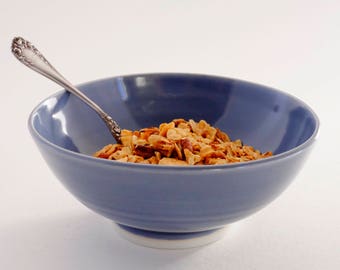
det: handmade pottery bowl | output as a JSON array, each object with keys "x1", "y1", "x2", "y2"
[{"x1": 28, "y1": 73, "x2": 319, "y2": 248}]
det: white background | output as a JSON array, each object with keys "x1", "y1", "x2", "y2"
[{"x1": 1, "y1": 0, "x2": 339, "y2": 269}]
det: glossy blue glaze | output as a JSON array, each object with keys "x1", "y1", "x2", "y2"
[{"x1": 28, "y1": 73, "x2": 319, "y2": 233}]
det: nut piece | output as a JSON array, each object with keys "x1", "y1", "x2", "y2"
[
  {"x1": 134, "y1": 144, "x2": 155, "y2": 158},
  {"x1": 180, "y1": 138, "x2": 193, "y2": 152}
]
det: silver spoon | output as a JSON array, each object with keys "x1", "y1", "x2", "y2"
[{"x1": 11, "y1": 36, "x2": 122, "y2": 143}]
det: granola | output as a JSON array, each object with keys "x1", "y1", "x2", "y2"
[{"x1": 94, "y1": 119, "x2": 272, "y2": 165}]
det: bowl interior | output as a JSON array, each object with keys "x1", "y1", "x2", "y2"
[{"x1": 30, "y1": 74, "x2": 318, "y2": 157}]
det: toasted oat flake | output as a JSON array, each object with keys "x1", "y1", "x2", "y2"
[{"x1": 93, "y1": 119, "x2": 272, "y2": 165}]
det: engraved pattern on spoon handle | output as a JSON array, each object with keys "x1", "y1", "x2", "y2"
[
  {"x1": 11, "y1": 37, "x2": 105, "y2": 115},
  {"x1": 11, "y1": 37, "x2": 121, "y2": 142}
]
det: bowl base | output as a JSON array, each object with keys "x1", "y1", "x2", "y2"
[{"x1": 114, "y1": 223, "x2": 229, "y2": 249}]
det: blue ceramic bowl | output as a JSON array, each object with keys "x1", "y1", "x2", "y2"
[{"x1": 29, "y1": 73, "x2": 319, "y2": 247}]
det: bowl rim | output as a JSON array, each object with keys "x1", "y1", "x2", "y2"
[{"x1": 28, "y1": 72, "x2": 320, "y2": 171}]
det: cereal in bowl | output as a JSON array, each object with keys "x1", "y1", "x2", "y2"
[{"x1": 94, "y1": 119, "x2": 272, "y2": 165}]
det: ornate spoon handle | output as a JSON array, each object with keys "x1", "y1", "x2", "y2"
[{"x1": 12, "y1": 37, "x2": 121, "y2": 143}]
